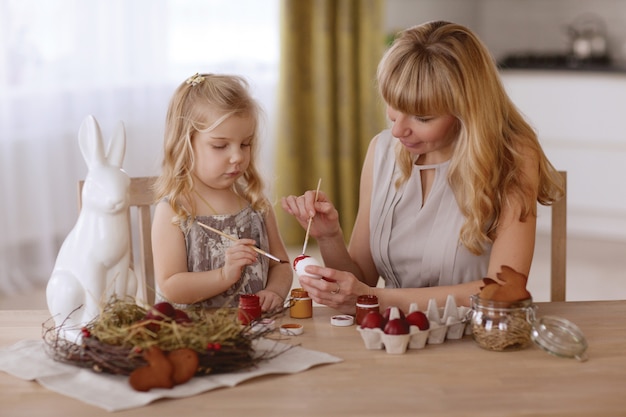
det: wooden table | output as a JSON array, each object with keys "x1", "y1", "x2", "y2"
[{"x1": 1, "y1": 301, "x2": 626, "y2": 417}]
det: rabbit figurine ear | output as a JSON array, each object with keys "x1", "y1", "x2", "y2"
[
  {"x1": 105, "y1": 121, "x2": 127, "y2": 168},
  {"x1": 78, "y1": 115, "x2": 106, "y2": 169},
  {"x1": 78, "y1": 115, "x2": 127, "y2": 169}
]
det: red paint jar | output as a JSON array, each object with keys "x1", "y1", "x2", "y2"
[
  {"x1": 238, "y1": 294, "x2": 262, "y2": 325},
  {"x1": 355, "y1": 294, "x2": 379, "y2": 325}
]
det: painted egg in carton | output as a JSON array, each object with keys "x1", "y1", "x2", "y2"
[{"x1": 357, "y1": 295, "x2": 472, "y2": 354}]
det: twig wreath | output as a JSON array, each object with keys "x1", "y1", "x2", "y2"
[{"x1": 43, "y1": 297, "x2": 292, "y2": 378}]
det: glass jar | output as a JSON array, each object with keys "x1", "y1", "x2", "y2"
[
  {"x1": 238, "y1": 294, "x2": 262, "y2": 325},
  {"x1": 355, "y1": 294, "x2": 379, "y2": 325},
  {"x1": 531, "y1": 316, "x2": 588, "y2": 361},
  {"x1": 469, "y1": 294, "x2": 589, "y2": 360},
  {"x1": 289, "y1": 288, "x2": 313, "y2": 319},
  {"x1": 470, "y1": 294, "x2": 536, "y2": 351}
]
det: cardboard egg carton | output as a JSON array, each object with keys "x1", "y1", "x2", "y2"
[{"x1": 357, "y1": 295, "x2": 472, "y2": 354}]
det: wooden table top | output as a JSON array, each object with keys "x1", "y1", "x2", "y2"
[{"x1": 1, "y1": 300, "x2": 625, "y2": 417}]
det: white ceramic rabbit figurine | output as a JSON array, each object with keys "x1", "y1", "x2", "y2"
[{"x1": 46, "y1": 115, "x2": 137, "y2": 340}]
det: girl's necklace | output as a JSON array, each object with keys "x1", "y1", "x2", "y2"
[
  {"x1": 193, "y1": 189, "x2": 218, "y2": 215},
  {"x1": 193, "y1": 188, "x2": 245, "y2": 215}
]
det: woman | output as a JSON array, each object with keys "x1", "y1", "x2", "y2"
[{"x1": 281, "y1": 21, "x2": 564, "y2": 314}]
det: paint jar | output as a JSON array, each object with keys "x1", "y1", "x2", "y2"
[
  {"x1": 238, "y1": 294, "x2": 262, "y2": 325},
  {"x1": 289, "y1": 288, "x2": 313, "y2": 319},
  {"x1": 355, "y1": 294, "x2": 379, "y2": 325}
]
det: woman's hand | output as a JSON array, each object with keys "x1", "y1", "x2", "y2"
[
  {"x1": 221, "y1": 238, "x2": 258, "y2": 284},
  {"x1": 281, "y1": 190, "x2": 341, "y2": 240},
  {"x1": 297, "y1": 265, "x2": 371, "y2": 315}
]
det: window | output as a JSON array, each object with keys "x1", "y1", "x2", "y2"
[{"x1": 0, "y1": 0, "x2": 280, "y2": 294}]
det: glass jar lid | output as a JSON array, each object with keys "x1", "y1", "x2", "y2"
[{"x1": 531, "y1": 316, "x2": 588, "y2": 362}]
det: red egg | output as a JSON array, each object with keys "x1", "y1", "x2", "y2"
[
  {"x1": 360, "y1": 311, "x2": 385, "y2": 329},
  {"x1": 382, "y1": 306, "x2": 405, "y2": 322},
  {"x1": 384, "y1": 318, "x2": 410, "y2": 335},
  {"x1": 382, "y1": 306, "x2": 409, "y2": 335},
  {"x1": 406, "y1": 310, "x2": 430, "y2": 330},
  {"x1": 173, "y1": 309, "x2": 192, "y2": 324},
  {"x1": 145, "y1": 302, "x2": 176, "y2": 320}
]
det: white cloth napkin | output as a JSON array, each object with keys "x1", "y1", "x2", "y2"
[{"x1": 0, "y1": 338, "x2": 342, "y2": 412}]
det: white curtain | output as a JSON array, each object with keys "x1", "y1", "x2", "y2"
[{"x1": 0, "y1": 0, "x2": 279, "y2": 295}]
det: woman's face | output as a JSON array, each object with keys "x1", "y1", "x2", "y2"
[
  {"x1": 191, "y1": 113, "x2": 255, "y2": 190},
  {"x1": 387, "y1": 106, "x2": 459, "y2": 164}
]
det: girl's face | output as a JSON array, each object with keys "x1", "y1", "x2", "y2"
[
  {"x1": 387, "y1": 106, "x2": 459, "y2": 164},
  {"x1": 191, "y1": 113, "x2": 255, "y2": 190}
]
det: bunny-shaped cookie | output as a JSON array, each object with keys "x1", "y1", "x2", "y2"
[{"x1": 46, "y1": 115, "x2": 138, "y2": 340}]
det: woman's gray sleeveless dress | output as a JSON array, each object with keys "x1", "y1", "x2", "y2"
[{"x1": 370, "y1": 130, "x2": 491, "y2": 288}]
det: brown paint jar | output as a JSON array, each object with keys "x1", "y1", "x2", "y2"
[{"x1": 289, "y1": 288, "x2": 313, "y2": 319}]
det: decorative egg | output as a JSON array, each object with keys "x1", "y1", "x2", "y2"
[{"x1": 293, "y1": 254, "x2": 323, "y2": 279}]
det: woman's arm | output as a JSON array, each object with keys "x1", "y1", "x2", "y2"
[
  {"x1": 343, "y1": 134, "x2": 380, "y2": 286},
  {"x1": 151, "y1": 201, "x2": 256, "y2": 304},
  {"x1": 298, "y1": 143, "x2": 541, "y2": 314},
  {"x1": 281, "y1": 136, "x2": 381, "y2": 286},
  {"x1": 373, "y1": 147, "x2": 541, "y2": 311},
  {"x1": 486, "y1": 148, "x2": 540, "y2": 280},
  {"x1": 299, "y1": 265, "x2": 483, "y2": 314},
  {"x1": 256, "y1": 205, "x2": 293, "y2": 311}
]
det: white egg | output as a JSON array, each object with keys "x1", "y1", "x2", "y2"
[{"x1": 293, "y1": 255, "x2": 323, "y2": 279}]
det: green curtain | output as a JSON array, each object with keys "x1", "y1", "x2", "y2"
[{"x1": 274, "y1": 0, "x2": 387, "y2": 246}]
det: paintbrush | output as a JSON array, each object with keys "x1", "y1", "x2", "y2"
[
  {"x1": 196, "y1": 222, "x2": 289, "y2": 264},
  {"x1": 301, "y1": 178, "x2": 322, "y2": 255}
]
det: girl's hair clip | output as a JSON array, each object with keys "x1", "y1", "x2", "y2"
[{"x1": 186, "y1": 73, "x2": 205, "y2": 87}]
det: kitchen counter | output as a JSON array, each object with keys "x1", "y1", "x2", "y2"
[
  {"x1": 501, "y1": 71, "x2": 626, "y2": 242},
  {"x1": 498, "y1": 53, "x2": 626, "y2": 73}
]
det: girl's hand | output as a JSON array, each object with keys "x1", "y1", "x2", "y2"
[
  {"x1": 297, "y1": 265, "x2": 370, "y2": 315},
  {"x1": 256, "y1": 289, "x2": 285, "y2": 312},
  {"x1": 221, "y1": 239, "x2": 258, "y2": 284},
  {"x1": 281, "y1": 190, "x2": 341, "y2": 240}
]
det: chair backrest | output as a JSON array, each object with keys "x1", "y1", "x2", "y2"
[
  {"x1": 78, "y1": 176, "x2": 157, "y2": 305},
  {"x1": 551, "y1": 171, "x2": 567, "y2": 302}
]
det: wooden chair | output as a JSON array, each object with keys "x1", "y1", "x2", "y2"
[
  {"x1": 551, "y1": 171, "x2": 567, "y2": 302},
  {"x1": 78, "y1": 176, "x2": 158, "y2": 305}
]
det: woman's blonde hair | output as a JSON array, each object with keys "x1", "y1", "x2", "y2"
[
  {"x1": 154, "y1": 73, "x2": 269, "y2": 225},
  {"x1": 377, "y1": 21, "x2": 564, "y2": 254}
]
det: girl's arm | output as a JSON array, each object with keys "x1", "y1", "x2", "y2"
[
  {"x1": 151, "y1": 201, "x2": 257, "y2": 304},
  {"x1": 256, "y1": 205, "x2": 293, "y2": 311}
]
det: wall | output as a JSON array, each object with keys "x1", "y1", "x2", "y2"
[
  {"x1": 384, "y1": 0, "x2": 479, "y2": 35},
  {"x1": 385, "y1": 0, "x2": 626, "y2": 65},
  {"x1": 479, "y1": 0, "x2": 626, "y2": 64}
]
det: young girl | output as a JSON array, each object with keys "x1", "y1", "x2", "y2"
[{"x1": 152, "y1": 73, "x2": 292, "y2": 312}]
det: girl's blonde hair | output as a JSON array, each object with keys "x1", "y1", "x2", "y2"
[
  {"x1": 154, "y1": 73, "x2": 269, "y2": 225},
  {"x1": 377, "y1": 21, "x2": 565, "y2": 254}
]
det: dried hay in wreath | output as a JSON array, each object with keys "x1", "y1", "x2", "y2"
[{"x1": 43, "y1": 296, "x2": 291, "y2": 377}]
